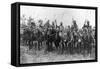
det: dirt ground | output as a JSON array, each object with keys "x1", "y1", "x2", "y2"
[{"x1": 20, "y1": 46, "x2": 95, "y2": 64}]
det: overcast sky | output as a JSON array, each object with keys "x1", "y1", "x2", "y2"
[{"x1": 20, "y1": 5, "x2": 95, "y2": 28}]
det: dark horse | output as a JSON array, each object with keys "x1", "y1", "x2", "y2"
[
  {"x1": 45, "y1": 28, "x2": 62, "y2": 52},
  {"x1": 22, "y1": 28, "x2": 37, "y2": 50},
  {"x1": 36, "y1": 29, "x2": 45, "y2": 50},
  {"x1": 66, "y1": 31, "x2": 79, "y2": 54},
  {"x1": 81, "y1": 33, "x2": 95, "y2": 55}
]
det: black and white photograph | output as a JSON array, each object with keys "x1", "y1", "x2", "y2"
[{"x1": 20, "y1": 4, "x2": 97, "y2": 64}]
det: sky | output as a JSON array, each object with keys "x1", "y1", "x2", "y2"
[{"x1": 20, "y1": 5, "x2": 95, "y2": 28}]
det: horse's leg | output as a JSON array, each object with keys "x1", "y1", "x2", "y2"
[
  {"x1": 73, "y1": 41, "x2": 75, "y2": 54},
  {"x1": 77, "y1": 42, "x2": 80, "y2": 54},
  {"x1": 70, "y1": 41, "x2": 72, "y2": 54},
  {"x1": 79, "y1": 42, "x2": 83, "y2": 54},
  {"x1": 80, "y1": 42, "x2": 84, "y2": 55},
  {"x1": 28, "y1": 40, "x2": 31, "y2": 50},
  {"x1": 80, "y1": 42, "x2": 83, "y2": 54},
  {"x1": 68, "y1": 40, "x2": 73, "y2": 54},
  {"x1": 39, "y1": 41, "x2": 42, "y2": 50},
  {"x1": 27, "y1": 40, "x2": 29, "y2": 46},
  {"x1": 61, "y1": 40, "x2": 65, "y2": 54},
  {"x1": 34, "y1": 41, "x2": 37, "y2": 50},
  {"x1": 66, "y1": 40, "x2": 70, "y2": 53},
  {"x1": 55, "y1": 40, "x2": 61, "y2": 54},
  {"x1": 64, "y1": 40, "x2": 68, "y2": 53},
  {"x1": 45, "y1": 40, "x2": 49, "y2": 52},
  {"x1": 74, "y1": 41, "x2": 77, "y2": 54},
  {"x1": 37, "y1": 41, "x2": 39, "y2": 50},
  {"x1": 34, "y1": 41, "x2": 36, "y2": 49},
  {"x1": 70, "y1": 41, "x2": 74, "y2": 54},
  {"x1": 54, "y1": 41, "x2": 57, "y2": 51},
  {"x1": 73, "y1": 41, "x2": 77, "y2": 54},
  {"x1": 88, "y1": 44, "x2": 91, "y2": 55},
  {"x1": 76, "y1": 42, "x2": 79, "y2": 54},
  {"x1": 39, "y1": 40, "x2": 42, "y2": 50},
  {"x1": 67, "y1": 41, "x2": 70, "y2": 54},
  {"x1": 82, "y1": 42, "x2": 87, "y2": 56},
  {"x1": 87, "y1": 43, "x2": 91, "y2": 55},
  {"x1": 38, "y1": 41, "x2": 41, "y2": 50},
  {"x1": 49, "y1": 41, "x2": 52, "y2": 51},
  {"x1": 29, "y1": 40, "x2": 33, "y2": 50}
]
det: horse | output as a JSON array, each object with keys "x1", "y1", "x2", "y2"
[
  {"x1": 45, "y1": 28, "x2": 64, "y2": 54},
  {"x1": 45, "y1": 28, "x2": 56, "y2": 52},
  {"x1": 22, "y1": 28, "x2": 32, "y2": 46},
  {"x1": 22, "y1": 28, "x2": 41, "y2": 50},
  {"x1": 82, "y1": 33, "x2": 95, "y2": 56},
  {"x1": 36, "y1": 29, "x2": 46, "y2": 50},
  {"x1": 66, "y1": 31, "x2": 79, "y2": 54},
  {"x1": 63, "y1": 30, "x2": 72, "y2": 53},
  {"x1": 54, "y1": 31, "x2": 62, "y2": 51}
]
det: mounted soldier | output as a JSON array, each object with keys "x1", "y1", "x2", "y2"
[
  {"x1": 58, "y1": 22, "x2": 64, "y2": 38},
  {"x1": 81, "y1": 20, "x2": 94, "y2": 55},
  {"x1": 71, "y1": 19, "x2": 78, "y2": 32},
  {"x1": 38, "y1": 19, "x2": 43, "y2": 30},
  {"x1": 68, "y1": 19, "x2": 79, "y2": 54},
  {"x1": 59, "y1": 22, "x2": 64, "y2": 32},
  {"x1": 51, "y1": 21, "x2": 56, "y2": 30}
]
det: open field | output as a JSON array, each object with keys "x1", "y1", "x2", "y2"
[{"x1": 20, "y1": 45, "x2": 95, "y2": 64}]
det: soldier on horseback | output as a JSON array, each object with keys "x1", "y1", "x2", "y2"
[
  {"x1": 68, "y1": 19, "x2": 79, "y2": 54},
  {"x1": 59, "y1": 22, "x2": 64, "y2": 32}
]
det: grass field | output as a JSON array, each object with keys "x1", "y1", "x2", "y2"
[{"x1": 20, "y1": 45, "x2": 95, "y2": 64}]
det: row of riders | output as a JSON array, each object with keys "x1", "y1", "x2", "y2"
[{"x1": 20, "y1": 19, "x2": 95, "y2": 55}]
